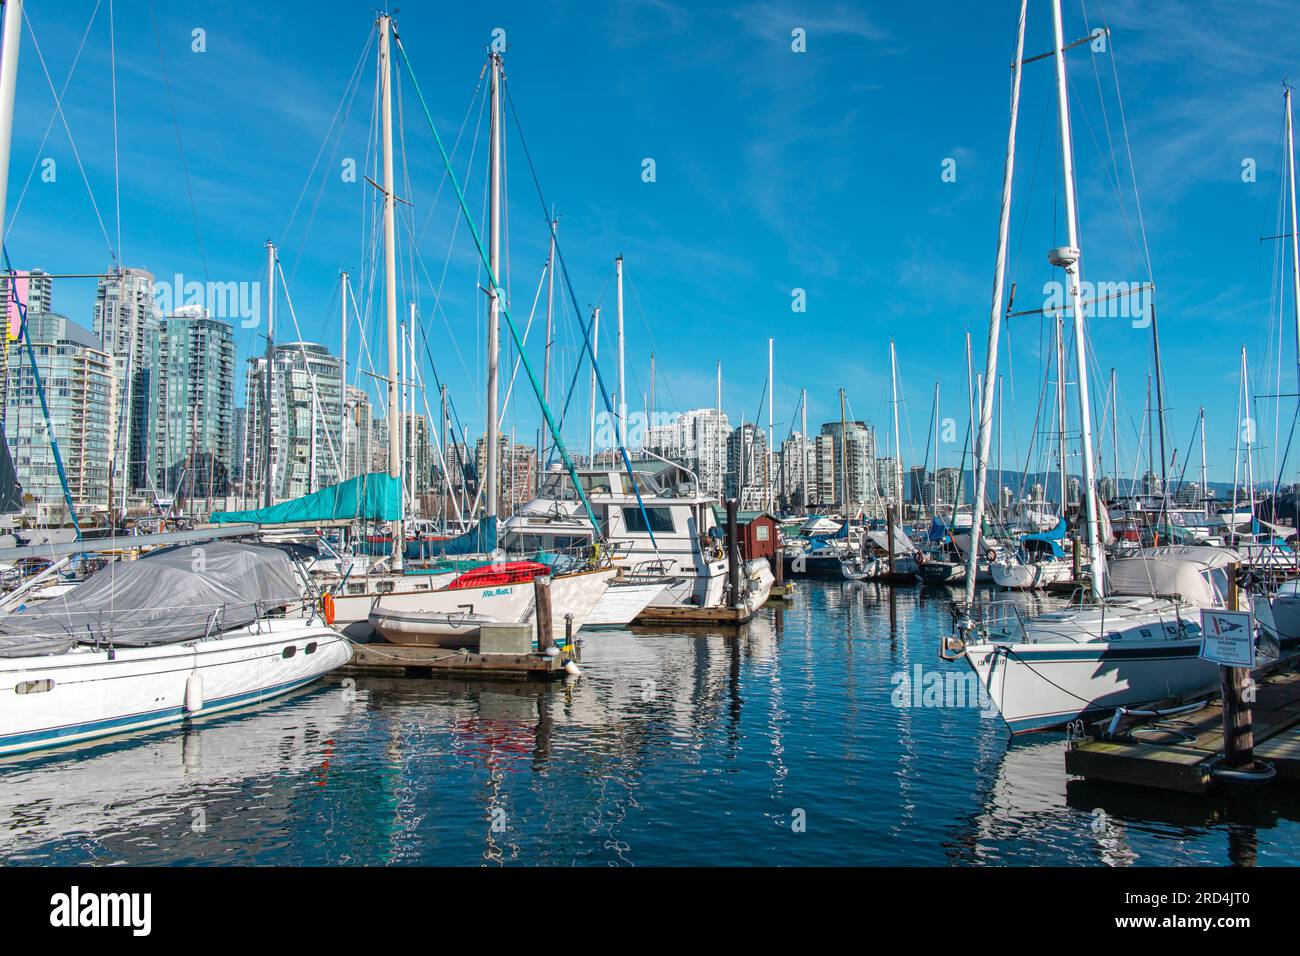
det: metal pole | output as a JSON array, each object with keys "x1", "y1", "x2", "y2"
[
  {"x1": 1051, "y1": 0, "x2": 1105, "y2": 597},
  {"x1": 616, "y1": 254, "x2": 626, "y2": 452},
  {"x1": 539, "y1": 210, "x2": 556, "y2": 490},
  {"x1": 379, "y1": 15, "x2": 403, "y2": 568},
  {"x1": 340, "y1": 271, "x2": 348, "y2": 479},
  {"x1": 588, "y1": 307, "x2": 600, "y2": 464},
  {"x1": 0, "y1": 0, "x2": 22, "y2": 240},
  {"x1": 263, "y1": 240, "x2": 275, "y2": 507},
  {"x1": 485, "y1": 51, "x2": 502, "y2": 520}
]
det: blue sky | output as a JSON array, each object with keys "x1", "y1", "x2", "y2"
[{"x1": 5, "y1": 0, "x2": 1300, "y2": 485}]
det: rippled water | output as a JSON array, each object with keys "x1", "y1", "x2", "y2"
[{"x1": 1, "y1": 581, "x2": 1296, "y2": 866}]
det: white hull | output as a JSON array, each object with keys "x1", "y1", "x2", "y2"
[
  {"x1": 0, "y1": 619, "x2": 350, "y2": 757},
  {"x1": 368, "y1": 568, "x2": 614, "y2": 648},
  {"x1": 990, "y1": 559, "x2": 1073, "y2": 590},
  {"x1": 584, "y1": 580, "x2": 665, "y2": 627},
  {"x1": 964, "y1": 637, "x2": 1218, "y2": 734},
  {"x1": 328, "y1": 571, "x2": 459, "y2": 639}
]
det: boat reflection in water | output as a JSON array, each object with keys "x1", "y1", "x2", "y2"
[{"x1": 2, "y1": 582, "x2": 1298, "y2": 866}]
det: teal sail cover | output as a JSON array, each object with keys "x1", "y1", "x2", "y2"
[{"x1": 210, "y1": 473, "x2": 402, "y2": 525}]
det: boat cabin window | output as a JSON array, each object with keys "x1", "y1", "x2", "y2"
[
  {"x1": 539, "y1": 472, "x2": 579, "y2": 501},
  {"x1": 15, "y1": 679, "x2": 53, "y2": 695},
  {"x1": 621, "y1": 506, "x2": 676, "y2": 535}
]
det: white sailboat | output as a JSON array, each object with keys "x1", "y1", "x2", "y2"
[{"x1": 951, "y1": 0, "x2": 1225, "y2": 733}]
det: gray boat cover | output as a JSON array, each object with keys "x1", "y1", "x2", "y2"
[{"x1": 0, "y1": 541, "x2": 303, "y2": 657}]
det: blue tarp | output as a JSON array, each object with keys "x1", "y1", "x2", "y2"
[
  {"x1": 211, "y1": 473, "x2": 402, "y2": 525},
  {"x1": 1021, "y1": 517, "x2": 1068, "y2": 559}
]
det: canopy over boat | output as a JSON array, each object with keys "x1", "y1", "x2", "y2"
[
  {"x1": 0, "y1": 542, "x2": 303, "y2": 656},
  {"x1": 866, "y1": 527, "x2": 915, "y2": 555},
  {"x1": 1020, "y1": 517, "x2": 1067, "y2": 559},
  {"x1": 209, "y1": 472, "x2": 402, "y2": 527},
  {"x1": 1108, "y1": 546, "x2": 1241, "y2": 605}
]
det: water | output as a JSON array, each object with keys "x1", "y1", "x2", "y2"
[{"x1": 2, "y1": 582, "x2": 1296, "y2": 866}]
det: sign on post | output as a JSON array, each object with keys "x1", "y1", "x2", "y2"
[{"x1": 1199, "y1": 609, "x2": 1255, "y2": 668}]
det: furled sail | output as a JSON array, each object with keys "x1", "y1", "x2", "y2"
[{"x1": 209, "y1": 472, "x2": 402, "y2": 526}]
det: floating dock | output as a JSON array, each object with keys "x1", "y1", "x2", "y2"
[
  {"x1": 633, "y1": 604, "x2": 755, "y2": 627},
  {"x1": 1066, "y1": 668, "x2": 1300, "y2": 793},
  {"x1": 344, "y1": 632, "x2": 573, "y2": 682}
]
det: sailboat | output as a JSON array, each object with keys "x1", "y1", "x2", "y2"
[
  {"x1": 949, "y1": 0, "x2": 1241, "y2": 732},
  {"x1": 991, "y1": 315, "x2": 1075, "y2": 590}
]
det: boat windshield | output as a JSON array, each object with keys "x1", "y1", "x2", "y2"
[{"x1": 539, "y1": 471, "x2": 579, "y2": 501}]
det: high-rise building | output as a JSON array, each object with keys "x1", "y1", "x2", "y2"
[
  {"x1": 818, "y1": 419, "x2": 877, "y2": 514},
  {"x1": 244, "y1": 342, "x2": 343, "y2": 502},
  {"x1": 152, "y1": 306, "x2": 235, "y2": 499},
  {"x1": 475, "y1": 434, "x2": 536, "y2": 513},
  {"x1": 644, "y1": 407, "x2": 730, "y2": 498},
  {"x1": 727, "y1": 422, "x2": 769, "y2": 511},
  {"x1": 876, "y1": 456, "x2": 902, "y2": 508},
  {"x1": 5, "y1": 311, "x2": 115, "y2": 520},
  {"x1": 908, "y1": 465, "x2": 930, "y2": 507},
  {"x1": 779, "y1": 431, "x2": 816, "y2": 511},
  {"x1": 934, "y1": 467, "x2": 962, "y2": 510},
  {"x1": 0, "y1": 269, "x2": 54, "y2": 426},
  {"x1": 95, "y1": 267, "x2": 161, "y2": 493},
  {"x1": 342, "y1": 385, "x2": 373, "y2": 480}
]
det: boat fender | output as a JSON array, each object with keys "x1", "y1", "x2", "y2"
[
  {"x1": 563, "y1": 660, "x2": 582, "y2": 676},
  {"x1": 321, "y1": 592, "x2": 336, "y2": 625},
  {"x1": 543, "y1": 645, "x2": 560, "y2": 657},
  {"x1": 185, "y1": 671, "x2": 204, "y2": 714}
]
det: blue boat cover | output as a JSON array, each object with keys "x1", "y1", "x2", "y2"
[
  {"x1": 210, "y1": 473, "x2": 402, "y2": 525},
  {"x1": 1021, "y1": 517, "x2": 1067, "y2": 559}
]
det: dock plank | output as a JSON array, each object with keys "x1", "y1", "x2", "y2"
[{"x1": 1067, "y1": 667, "x2": 1300, "y2": 793}]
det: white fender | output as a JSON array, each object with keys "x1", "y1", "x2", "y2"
[{"x1": 184, "y1": 671, "x2": 204, "y2": 713}]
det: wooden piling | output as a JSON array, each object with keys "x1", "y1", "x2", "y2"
[
  {"x1": 534, "y1": 574, "x2": 554, "y2": 653},
  {"x1": 1221, "y1": 564, "x2": 1255, "y2": 767},
  {"x1": 886, "y1": 503, "x2": 897, "y2": 576},
  {"x1": 726, "y1": 497, "x2": 740, "y2": 609}
]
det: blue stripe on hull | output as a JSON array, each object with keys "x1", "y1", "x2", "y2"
[{"x1": 0, "y1": 673, "x2": 329, "y2": 756}]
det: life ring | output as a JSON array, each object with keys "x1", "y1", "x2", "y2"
[{"x1": 321, "y1": 591, "x2": 336, "y2": 625}]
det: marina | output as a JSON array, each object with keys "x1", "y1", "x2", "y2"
[
  {"x1": 3, "y1": 580, "x2": 1297, "y2": 867},
  {"x1": 0, "y1": 0, "x2": 1295, "y2": 924}
]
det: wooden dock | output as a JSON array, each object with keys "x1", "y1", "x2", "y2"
[
  {"x1": 344, "y1": 641, "x2": 571, "y2": 681},
  {"x1": 633, "y1": 604, "x2": 755, "y2": 627},
  {"x1": 767, "y1": 583, "x2": 797, "y2": 602},
  {"x1": 1065, "y1": 669, "x2": 1300, "y2": 793}
]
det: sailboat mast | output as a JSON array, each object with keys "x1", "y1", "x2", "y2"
[
  {"x1": 1110, "y1": 368, "x2": 1118, "y2": 498},
  {"x1": 378, "y1": 14, "x2": 403, "y2": 566},
  {"x1": 1199, "y1": 406, "x2": 1208, "y2": 517},
  {"x1": 340, "y1": 271, "x2": 348, "y2": 479},
  {"x1": 616, "y1": 254, "x2": 626, "y2": 451},
  {"x1": 588, "y1": 308, "x2": 600, "y2": 463},
  {"x1": 961, "y1": 22, "x2": 1030, "y2": 611},
  {"x1": 890, "y1": 339, "x2": 902, "y2": 515},
  {"x1": 485, "y1": 51, "x2": 503, "y2": 520},
  {"x1": 1050, "y1": 0, "x2": 1104, "y2": 596},
  {"x1": 1056, "y1": 313, "x2": 1067, "y2": 514},
  {"x1": 539, "y1": 210, "x2": 556, "y2": 490},
  {"x1": 263, "y1": 239, "x2": 276, "y2": 507},
  {"x1": 0, "y1": 0, "x2": 20, "y2": 260},
  {"x1": 1286, "y1": 85, "x2": 1300, "y2": 393},
  {"x1": 839, "y1": 387, "x2": 847, "y2": 515},
  {"x1": 931, "y1": 381, "x2": 940, "y2": 518},
  {"x1": 768, "y1": 336, "x2": 775, "y2": 511},
  {"x1": 800, "y1": 388, "x2": 807, "y2": 510}
]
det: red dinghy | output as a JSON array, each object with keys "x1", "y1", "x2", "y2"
[{"x1": 447, "y1": 561, "x2": 552, "y2": 591}]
